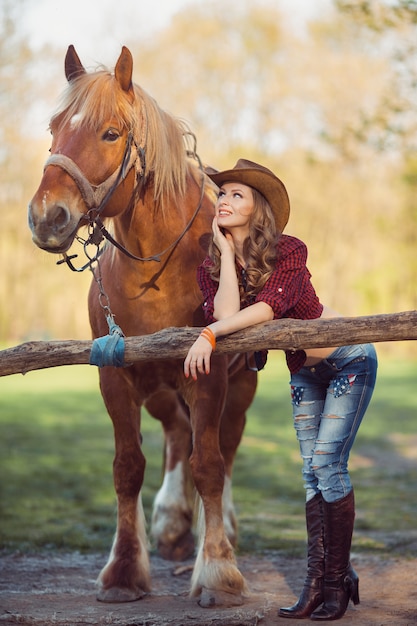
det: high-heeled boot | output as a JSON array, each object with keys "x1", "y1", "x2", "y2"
[
  {"x1": 278, "y1": 493, "x2": 325, "y2": 619},
  {"x1": 311, "y1": 490, "x2": 360, "y2": 621}
]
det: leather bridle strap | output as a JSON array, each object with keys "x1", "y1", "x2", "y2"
[{"x1": 44, "y1": 131, "x2": 138, "y2": 215}]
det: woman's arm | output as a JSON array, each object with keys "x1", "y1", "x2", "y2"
[
  {"x1": 211, "y1": 300, "x2": 273, "y2": 337},
  {"x1": 212, "y1": 248, "x2": 240, "y2": 319},
  {"x1": 184, "y1": 301, "x2": 273, "y2": 380},
  {"x1": 212, "y1": 218, "x2": 241, "y2": 319}
]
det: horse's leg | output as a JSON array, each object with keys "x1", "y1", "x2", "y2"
[
  {"x1": 187, "y1": 356, "x2": 247, "y2": 607},
  {"x1": 96, "y1": 368, "x2": 150, "y2": 603},
  {"x1": 145, "y1": 390, "x2": 195, "y2": 561},
  {"x1": 220, "y1": 357, "x2": 258, "y2": 546}
]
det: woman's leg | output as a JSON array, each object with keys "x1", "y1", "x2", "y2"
[
  {"x1": 311, "y1": 490, "x2": 359, "y2": 621},
  {"x1": 310, "y1": 344, "x2": 378, "y2": 621},
  {"x1": 278, "y1": 493, "x2": 325, "y2": 618},
  {"x1": 309, "y1": 344, "x2": 377, "y2": 503},
  {"x1": 290, "y1": 372, "x2": 326, "y2": 503},
  {"x1": 279, "y1": 368, "x2": 327, "y2": 618},
  {"x1": 279, "y1": 344, "x2": 377, "y2": 620}
]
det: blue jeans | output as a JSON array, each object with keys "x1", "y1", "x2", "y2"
[{"x1": 290, "y1": 344, "x2": 378, "y2": 503}]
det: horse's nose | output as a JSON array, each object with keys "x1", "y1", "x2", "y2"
[
  {"x1": 29, "y1": 199, "x2": 70, "y2": 231},
  {"x1": 28, "y1": 199, "x2": 72, "y2": 246}
]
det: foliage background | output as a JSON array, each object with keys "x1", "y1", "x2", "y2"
[{"x1": 0, "y1": 0, "x2": 416, "y2": 352}]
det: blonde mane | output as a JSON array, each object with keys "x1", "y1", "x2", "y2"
[{"x1": 51, "y1": 68, "x2": 193, "y2": 211}]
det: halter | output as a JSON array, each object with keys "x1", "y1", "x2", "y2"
[
  {"x1": 47, "y1": 117, "x2": 205, "y2": 271},
  {"x1": 44, "y1": 130, "x2": 140, "y2": 217},
  {"x1": 45, "y1": 126, "x2": 139, "y2": 271}
]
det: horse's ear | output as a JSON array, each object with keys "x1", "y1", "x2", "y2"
[
  {"x1": 115, "y1": 46, "x2": 133, "y2": 93},
  {"x1": 65, "y1": 45, "x2": 86, "y2": 82}
]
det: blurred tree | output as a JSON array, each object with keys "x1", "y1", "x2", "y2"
[
  {"x1": 130, "y1": 0, "x2": 293, "y2": 161},
  {"x1": 0, "y1": 0, "x2": 39, "y2": 340},
  {"x1": 332, "y1": 0, "x2": 417, "y2": 330},
  {"x1": 0, "y1": 0, "x2": 34, "y2": 209},
  {"x1": 0, "y1": 0, "x2": 92, "y2": 342},
  {"x1": 334, "y1": 0, "x2": 417, "y2": 154},
  {"x1": 131, "y1": 0, "x2": 413, "y2": 164}
]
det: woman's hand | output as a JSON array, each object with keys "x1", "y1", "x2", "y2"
[
  {"x1": 212, "y1": 217, "x2": 235, "y2": 257},
  {"x1": 184, "y1": 334, "x2": 214, "y2": 380}
]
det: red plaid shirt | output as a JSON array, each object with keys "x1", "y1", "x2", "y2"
[{"x1": 197, "y1": 234, "x2": 323, "y2": 373}]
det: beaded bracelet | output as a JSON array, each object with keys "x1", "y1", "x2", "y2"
[{"x1": 200, "y1": 327, "x2": 216, "y2": 351}]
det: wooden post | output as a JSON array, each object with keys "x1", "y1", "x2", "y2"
[{"x1": 0, "y1": 310, "x2": 416, "y2": 377}]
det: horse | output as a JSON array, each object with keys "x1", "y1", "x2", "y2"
[{"x1": 28, "y1": 45, "x2": 258, "y2": 607}]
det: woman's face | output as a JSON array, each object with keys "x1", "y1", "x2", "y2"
[{"x1": 215, "y1": 182, "x2": 254, "y2": 233}]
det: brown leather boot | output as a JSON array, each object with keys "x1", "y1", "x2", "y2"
[
  {"x1": 311, "y1": 490, "x2": 359, "y2": 621},
  {"x1": 278, "y1": 493, "x2": 325, "y2": 619}
]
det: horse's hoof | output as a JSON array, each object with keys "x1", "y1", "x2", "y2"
[
  {"x1": 96, "y1": 586, "x2": 147, "y2": 603},
  {"x1": 198, "y1": 587, "x2": 244, "y2": 608},
  {"x1": 157, "y1": 530, "x2": 195, "y2": 561}
]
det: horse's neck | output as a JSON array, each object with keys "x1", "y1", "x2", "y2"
[
  {"x1": 99, "y1": 177, "x2": 213, "y2": 331},
  {"x1": 113, "y1": 201, "x2": 182, "y2": 262},
  {"x1": 113, "y1": 173, "x2": 211, "y2": 268}
]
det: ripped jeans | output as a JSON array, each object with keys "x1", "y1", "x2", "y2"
[{"x1": 290, "y1": 344, "x2": 378, "y2": 503}]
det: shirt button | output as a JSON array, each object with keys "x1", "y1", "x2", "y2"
[
  {"x1": 278, "y1": 287, "x2": 283, "y2": 292},
  {"x1": 310, "y1": 367, "x2": 316, "y2": 372}
]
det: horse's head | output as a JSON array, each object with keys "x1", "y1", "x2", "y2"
[{"x1": 28, "y1": 45, "x2": 144, "y2": 254}]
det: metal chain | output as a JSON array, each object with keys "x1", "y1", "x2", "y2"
[{"x1": 82, "y1": 225, "x2": 116, "y2": 323}]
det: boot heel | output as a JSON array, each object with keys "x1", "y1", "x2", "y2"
[
  {"x1": 345, "y1": 564, "x2": 360, "y2": 605},
  {"x1": 350, "y1": 577, "x2": 360, "y2": 605}
]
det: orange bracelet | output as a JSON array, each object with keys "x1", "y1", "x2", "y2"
[{"x1": 200, "y1": 327, "x2": 216, "y2": 350}]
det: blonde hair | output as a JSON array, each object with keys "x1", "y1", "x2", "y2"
[{"x1": 207, "y1": 188, "x2": 279, "y2": 301}]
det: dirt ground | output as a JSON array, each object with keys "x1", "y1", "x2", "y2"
[{"x1": 1, "y1": 549, "x2": 417, "y2": 626}]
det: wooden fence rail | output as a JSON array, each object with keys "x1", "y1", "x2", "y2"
[{"x1": 0, "y1": 310, "x2": 416, "y2": 377}]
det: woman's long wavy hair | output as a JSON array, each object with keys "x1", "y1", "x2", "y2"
[{"x1": 207, "y1": 188, "x2": 280, "y2": 302}]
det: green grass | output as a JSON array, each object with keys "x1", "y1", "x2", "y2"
[{"x1": 0, "y1": 353, "x2": 416, "y2": 558}]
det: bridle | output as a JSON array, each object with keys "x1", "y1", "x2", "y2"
[
  {"x1": 46, "y1": 127, "x2": 144, "y2": 271},
  {"x1": 45, "y1": 109, "x2": 206, "y2": 272},
  {"x1": 45, "y1": 130, "x2": 141, "y2": 220}
]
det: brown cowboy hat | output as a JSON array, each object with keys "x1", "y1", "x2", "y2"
[{"x1": 206, "y1": 158, "x2": 290, "y2": 232}]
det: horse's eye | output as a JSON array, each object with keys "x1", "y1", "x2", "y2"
[{"x1": 103, "y1": 128, "x2": 120, "y2": 142}]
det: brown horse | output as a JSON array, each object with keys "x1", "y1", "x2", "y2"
[{"x1": 28, "y1": 46, "x2": 258, "y2": 606}]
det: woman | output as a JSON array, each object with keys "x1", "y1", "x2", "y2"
[{"x1": 184, "y1": 159, "x2": 377, "y2": 621}]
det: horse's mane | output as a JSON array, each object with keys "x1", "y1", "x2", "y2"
[{"x1": 51, "y1": 68, "x2": 195, "y2": 211}]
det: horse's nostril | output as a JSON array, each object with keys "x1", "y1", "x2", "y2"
[{"x1": 53, "y1": 204, "x2": 70, "y2": 230}]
